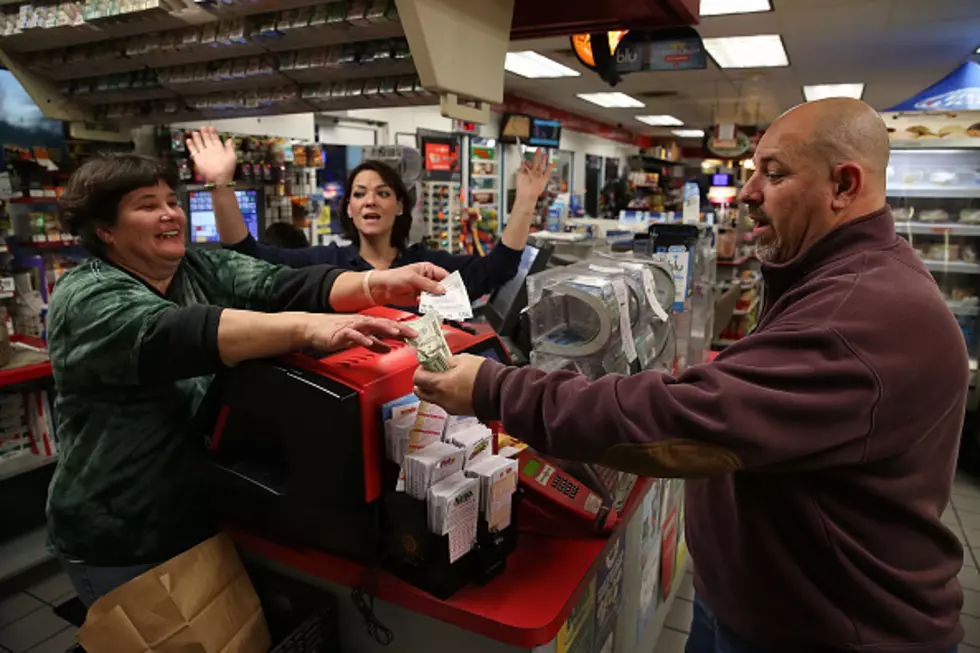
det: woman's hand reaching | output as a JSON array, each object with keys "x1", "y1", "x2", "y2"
[
  {"x1": 186, "y1": 126, "x2": 237, "y2": 186},
  {"x1": 303, "y1": 314, "x2": 418, "y2": 354}
]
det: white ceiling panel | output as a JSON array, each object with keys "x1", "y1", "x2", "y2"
[{"x1": 503, "y1": 0, "x2": 980, "y2": 136}]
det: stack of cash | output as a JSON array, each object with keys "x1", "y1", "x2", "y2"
[{"x1": 406, "y1": 312, "x2": 452, "y2": 372}]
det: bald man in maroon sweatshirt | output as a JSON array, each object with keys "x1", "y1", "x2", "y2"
[{"x1": 415, "y1": 98, "x2": 968, "y2": 653}]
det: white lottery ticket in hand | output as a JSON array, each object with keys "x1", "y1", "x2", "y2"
[{"x1": 419, "y1": 270, "x2": 473, "y2": 321}]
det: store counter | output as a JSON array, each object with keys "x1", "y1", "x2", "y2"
[{"x1": 234, "y1": 476, "x2": 691, "y2": 653}]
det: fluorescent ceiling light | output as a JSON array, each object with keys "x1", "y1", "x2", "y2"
[
  {"x1": 504, "y1": 51, "x2": 580, "y2": 79},
  {"x1": 803, "y1": 83, "x2": 865, "y2": 102},
  {"x1": 700, "y1": 0, "x2": 771, "y2": 16},
  {"x1": 672, "y1": 129, "x2": 705, "y2": 138},
  {"x1": 636, "y1": 115, "x2": 684, "y2": 126},
  {"x1": 577, "y1": 92, "x2": 645, "y2": 108},
  {"x1": 703, "y1": 35, "x2": 789, "y2": 69}
]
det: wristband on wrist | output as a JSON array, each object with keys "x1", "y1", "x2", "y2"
[
  {"x1": 204, "y1": 181, "x2": 237, "y2": 191},
  {"x1": 363, "y1": 270, "x2": 376, "y2": 306}
]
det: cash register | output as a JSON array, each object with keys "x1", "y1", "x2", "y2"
[{"x1": 204, "y1": 307, "x2": 510, "y2": 583}]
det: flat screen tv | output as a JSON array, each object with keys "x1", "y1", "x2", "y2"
[{"x1": 528, "y1": 118, "x2": 562, "y2": 148}]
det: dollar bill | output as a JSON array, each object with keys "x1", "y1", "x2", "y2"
[{"x1": 406, "y1": 312, "x2": 452, "y2": 372}]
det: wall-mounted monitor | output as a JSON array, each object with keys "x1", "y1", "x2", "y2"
[
  {"x1": 528, "y1": 118, "x2": 562, "y2": 148},
  {"x1": 712, "y1": 173, "x2": 733, "y2": 187},
  {"x1": 187, "y1": 188, "x2": 264, "y2": 245}
]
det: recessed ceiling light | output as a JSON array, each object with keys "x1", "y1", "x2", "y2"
[
  {"x1": 803, "y1": 84, "x2": 865, "y2": 102},
  {"x1": 672, "y1": 129, "x2": 705, "y2": 138},
  {"x1": 636, "y1": 115, "x2": 684, "y2": 126},
  {"x1": 504, "y1": 51, "x2": 580, "y2": 79},
  {"x1": 700, "y1": 0, "x2": 771, "y2": 16},
  {"x1": 703, "y1": 35, "x2": 789, "y2": 69},
  {"x1": 577, "y1": 92, "x2": 645, "y2": 108}
]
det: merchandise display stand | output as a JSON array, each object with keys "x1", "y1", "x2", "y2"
[
  {"x1": 421, "y1": 181, "x2": 462, "y2": 253},
  {"x1": 237, "y1": 478, "x2": 691, "y2": 653},
  {"x1": 887, "y1": 140, "x2": 980, "y2": 408},
  {"x1": 0, "y1": 336, "x2": 56, "y2": 585}
]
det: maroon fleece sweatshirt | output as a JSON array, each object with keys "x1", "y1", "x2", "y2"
[{"x1": 473, "y1": 207, "x2": 968, "y2": 652}]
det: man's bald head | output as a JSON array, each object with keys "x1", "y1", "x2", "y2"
[
  {"x1": 776, "y1": 98, "x2": 891, "y2": 191},
  {"x1": 740, "y1": 98, "x2": 891, "y2": 264}
]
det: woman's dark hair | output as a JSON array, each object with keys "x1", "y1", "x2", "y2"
[
  {"x1": 262, "y1": 222, "x2": 310, "y2": 249},
  {"x1": 340, "y1": 160, "x2": 413, "y2": 252},
  {"x1": 59, "y1": 153, "x2": 180, "y2": 256}
]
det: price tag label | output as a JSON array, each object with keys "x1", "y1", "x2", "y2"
[
  {"x1": 641, "y1": 268, "x2": 669, "y2": 322},
  {"x1": 612, "y1": 279, "x2": 638, "y2": 363}
]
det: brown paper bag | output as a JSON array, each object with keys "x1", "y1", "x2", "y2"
[{"x1": 78, "y1": 534, "x2": 272, "y2": 653}]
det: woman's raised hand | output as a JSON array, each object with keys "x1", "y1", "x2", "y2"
[{"x1": 186, "y1": 126, "x2": 237, "y2": 186}]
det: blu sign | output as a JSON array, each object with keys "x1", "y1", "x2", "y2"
[
  {"x1": 615, "y1": 42, "x2": 644, "y2": 73},
  {"x1": 647, "y1": 37, "x2": 707, "y2": 71}
]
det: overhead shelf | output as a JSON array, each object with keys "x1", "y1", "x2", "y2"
[
  {"x1": 256, "y1": 20, "x2": 404, "y2": 52},
  {"x1": 0, "y1": 0, "x2": 698, "y2": 124},
  {"x1": 896, "y1": 222, "x2": 980, "y2": 236},
  {"x1": 923, "y1": 260, "x2": 980, "y2": 275},
  {"x1": 0, "y1": 5, "x2": 214, "y2": 53},
  {"x1": 886, "y1": 187, "x2": 980, "y2": 199}
]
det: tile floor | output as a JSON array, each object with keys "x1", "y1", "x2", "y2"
[
  {"x1": 0, "y1": 561, "x2": 77, "y2": 653},
  {"x1": 653, "y1": 471, "x2": 980, "y2": 653}
]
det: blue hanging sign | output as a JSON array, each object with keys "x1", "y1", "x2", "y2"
[{"x1": 887, "y1": 61, "x2": 980, "y2": 112}]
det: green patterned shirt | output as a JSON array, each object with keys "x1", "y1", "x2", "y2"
[{"x1": 46, "y1": 249, "x2": 341, "y2": 565}]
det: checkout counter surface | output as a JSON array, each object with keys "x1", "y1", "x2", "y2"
[{"x1": 232, "y1": 477, "x2": 652, "y2": 648}]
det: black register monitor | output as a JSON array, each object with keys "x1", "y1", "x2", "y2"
[
  {"x1": 485, "y1": 242, "x2": 553, "y2": 339},
  {"x1": 187, "y1": 188, "x2": 264, "y2": 245}
]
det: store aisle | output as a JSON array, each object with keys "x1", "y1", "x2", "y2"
[
  {"x1": 0, "y1": 562, "x2": 77, "y2": 653},
  {"x1": 653, "y1": 471, "x2": 980, "y2": 653}
]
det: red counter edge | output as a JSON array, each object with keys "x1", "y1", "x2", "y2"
[{"x1": 233, "y1": 476, "x2": 652, "y2": 648}]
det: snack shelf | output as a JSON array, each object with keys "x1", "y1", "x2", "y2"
[
  {"x1": 923, "y1": 260, "x2": 980, "y2": 275},
  {"x1": 896, "y1": 222, "x2": 980, "y2": 236},
  {"x1": 887, "y1": 188, "x2": 980, "y2": 199}
]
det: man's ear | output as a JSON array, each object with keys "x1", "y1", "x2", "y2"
[
  {"x1": 95, "y1": 227, "x2": 113, "y2": 245},
  {"x1": 831, "y1": 162, "x2": 863, "y2": 210}
]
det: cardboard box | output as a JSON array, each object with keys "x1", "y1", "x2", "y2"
[{"x1": 79, "y1": 534, "x2": 271, "y2": 653}]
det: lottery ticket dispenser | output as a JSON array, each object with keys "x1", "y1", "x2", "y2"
[{"x1": 206, "y1": 306, "x2": 509, "y2": 563}]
